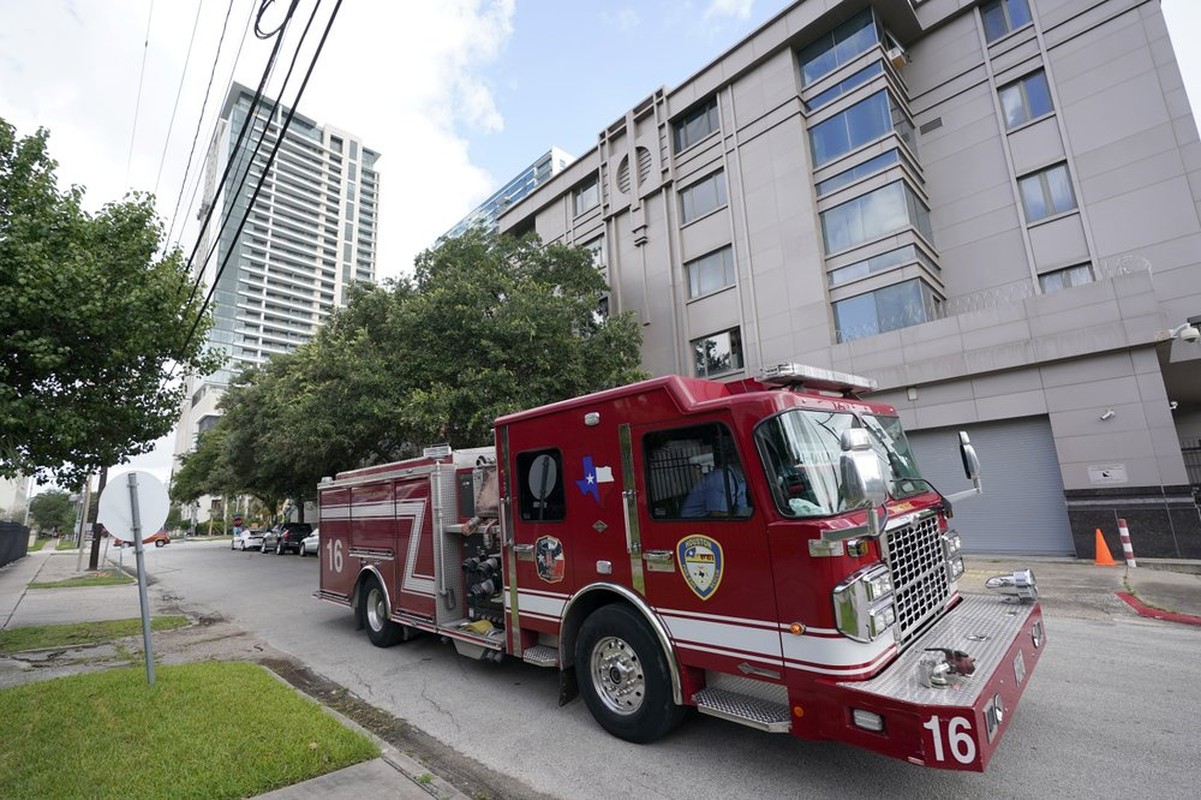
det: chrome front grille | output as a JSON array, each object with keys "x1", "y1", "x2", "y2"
[{"x1": 885, "y1": 513, "x2": 949, "y2": 643}]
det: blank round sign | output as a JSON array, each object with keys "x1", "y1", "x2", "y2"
[{"x1": 98, "y1": 471, "x2": 170, "y2": 543}]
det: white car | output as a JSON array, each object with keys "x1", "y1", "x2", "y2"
[
  {"x1": 231, "y1": 529, "x2": 266, "y2": 551},
  {"x1": 298, "y1": 528, "x2": 320, "y2": 557}
]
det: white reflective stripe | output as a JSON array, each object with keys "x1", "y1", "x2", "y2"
[
  {"x1": 322, "y1": 505, "x2": 349, "y2": 520},
  {"x1": 519, "y1": 610, "x2": 563, "y2": 625},
  {"x1": 660, "y1": 606, "x2": 781, "y2": 629},
  {"x1": 785, "y1": 645, "x2": 896, "y2": 677},
  {"x1": 782, "y1": 632, "x2": 893, "y2": 670},
  {"x1": 661, "y1": 613, "x2": 782, "y2": 660},
  {"x1": 514, "y1": 592, "x2": 567, "y2": 619},
  {"x1": 399, "y1": 501, "x2": 432, "y2": 594},
  {"x1": 675, "y1": 641, "x2": 787, "y2": 668}
]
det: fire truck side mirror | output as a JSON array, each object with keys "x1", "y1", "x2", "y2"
[
  {"x1": 839, "y1": 428, "x2": 887, "y2": 530},
  {"x1": 958, "y1": 431, "x2": 980, "y2": 482}
]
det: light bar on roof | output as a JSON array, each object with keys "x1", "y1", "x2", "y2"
[{"x1": 760, "y1": 363, "x2": 878, "y2": 394}]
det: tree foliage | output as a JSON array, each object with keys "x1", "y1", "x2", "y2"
[
  {"x1": 176, "y1": 228, "x2": 645, "y2": 510},
  {"x1": 0, "y1": 119, "x2": 222, "y2": 487},
  {"x1": 28, "y1": 489, "x2": 75, "y2": 533}
]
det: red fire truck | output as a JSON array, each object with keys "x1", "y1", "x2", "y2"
[{"x1": 316, "y1": 363, "x2": 1044, "y2": 770}]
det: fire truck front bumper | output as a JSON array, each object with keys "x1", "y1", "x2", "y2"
[{"x1": 819, "y1": 593, "x2": 1046, "y2": 771}]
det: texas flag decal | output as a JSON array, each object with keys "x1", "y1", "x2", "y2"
[{"x1": 575, "y1": 455, "x2": 614, "y2": 503}]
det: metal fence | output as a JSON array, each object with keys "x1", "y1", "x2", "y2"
[{"x1": 0, "y1": 522, "x2": 30, "y2": 570}]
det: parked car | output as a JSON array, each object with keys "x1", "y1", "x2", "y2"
[
  {"x1": 298, "y1": 527, "x2": 320, "y2": 557},
  {"x1": 114, "y1": 529, "x2": 171, "y2": 548},
  {"x1": 232, "y1": 529, "x2": 266, "y2": 551},
  {"x1": 263, "y1": 522, "x2": 312, "y2": 555}
]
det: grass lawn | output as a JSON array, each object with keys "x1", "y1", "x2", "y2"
[
  {"x1": 54, "y1": 538, "x2": 79, "y2": 551},
  {"x1": 26, "y1": 537, "x2": 50, "y2": 553},
  {"x1": 0, "y1": 616, "x2": 191, "y2": 653},
  {"x1": 29, "y1": 570, "x2": 135, "y2": 589},
  {"x1": 0, "y1": 661, "x2": 379, "y2": 799}
]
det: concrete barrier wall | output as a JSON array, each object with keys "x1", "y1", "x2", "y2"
[{"x1": 0, "y1": 522, "x2": 30, "y2": 569}]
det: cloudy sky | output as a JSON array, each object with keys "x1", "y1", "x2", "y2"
[{"x1": 3, "y1": 0, "x2": 1199, "y2": 488}]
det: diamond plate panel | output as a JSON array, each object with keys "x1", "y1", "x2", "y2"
[
  {"x1": 693, "y1": 687, "x2": 790, "y2": 729},
  {"x1": 838, "y1": 594, "x2": 1039, "y2": 707}
]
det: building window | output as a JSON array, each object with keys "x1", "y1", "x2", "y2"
[
  {"x1": 828, "y1": 243, "x2": 939, "y2": 287},
  {"x1": 820, "y1": 181, "x2": 932, "y2": 254},
  {"x1": 573, "y1": 176, "x2": 599, "y2": 216},
  {"x1": 806, "y1": 61, "x2": 884, "y2": 112},
  {"x1": 583, "y1": 235, "x2": 606, "y2": 269},
  {"x1": 686, "y1": 246, "x2": 736, "y2": 298},
  {"x1": 349, "y1": 140, "x2": 359, "y2": 161},
  {"x1": 809, "y1": 91, "x2": 911, "y2": 167},
  {"x1": 815, "y1": 149, "x2": 900, "y2": 197},
  {"x1": 999, "y1": 70, "x2": 1053, "y2": 128},
  {"x1": 330, "y1": 136, "x2": 343, "y2": 153},
  {"x1": 1019, "y1": 163, "x2": 1076, "y2": 222},
  {"x1": 1039, "y1": 263, "x2": 1094, "y2": 293},
  {"x1": 834, "y1": 279, "x2": 938, "y2": 342},
  {"x1": 798, "y1": 9, "x2": 878, "y2": 86},
  {"x1": 680, "y1": 171, "x2": 728, "y2": 224},
  {"x1": 692, "y1": 327, "x2": 744, "y2": 378},
  {"x1": 516, "y1": 449, "x2": 566, "y2": 522},
  {"x1": 673, "y1": 97, "x2": 719, "y2": 153},
  {"x1": 981, "y1": 0, "x2": 1032, "y2": 43}
]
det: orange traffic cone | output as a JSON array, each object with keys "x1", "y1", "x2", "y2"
[{"x1": 1094, "y1": 529, "x2": 1117, "y2": 566}]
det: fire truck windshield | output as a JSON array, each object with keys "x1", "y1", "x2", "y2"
[{"x1": 754, "y1": 409, "x2": 926, "y2": 518}]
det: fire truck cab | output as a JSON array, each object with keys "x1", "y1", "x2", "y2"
[{"x1": 317, "y1": 364, "x2": 1044, "y2": 770}]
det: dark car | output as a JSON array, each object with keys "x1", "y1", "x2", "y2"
[{"x1": 263, "y1": 522, "x2": 312, "y2": 555}]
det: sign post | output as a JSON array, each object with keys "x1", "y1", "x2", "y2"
[{"x1": 98, "y1": 471, "x2": 169, "y2": 686}]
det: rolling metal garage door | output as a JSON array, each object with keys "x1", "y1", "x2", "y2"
[{"x1": 905, "y1": 416, "x2": 1074, "y2": 554}]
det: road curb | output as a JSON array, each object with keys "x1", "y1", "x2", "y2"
[{"x1": 1115, "y1": 591, "x2": 1201, "y2": 627}]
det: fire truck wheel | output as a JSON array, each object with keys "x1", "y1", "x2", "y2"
[
  {"x1": 576, "y1": 603, "x2": 684, "y2": 743},
  {"x1": 361, "y1": 577, "x2": 405, "y2": 647}
]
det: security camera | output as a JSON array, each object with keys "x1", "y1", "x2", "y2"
[{"x1": 1181, "y1": 325, "x2": 1200, "y2": 343}]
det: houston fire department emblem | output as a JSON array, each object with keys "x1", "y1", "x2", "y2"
[
  {"x1": 534, "y1": 535, "x2": 565, "y2": 584},
  {"x1": 677, "y1": 535, "x2": 723, "y2": 600}
]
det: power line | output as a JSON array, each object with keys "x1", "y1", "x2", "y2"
[
  {"x1": 164, "y1": 0, "x2": 244, "y2": 251},
  {"x1": 153, "y1": 0, "x2": 205, "y2": 199},
  {"x1": 177, "y1": 0, "x2": 344, "y2": 364},
  {"x1": 177, "y1": 0, "x2": 302, "y2": 312},
  {"x1": 125, "y1": 0, "x2": 156, "y2": 186}
]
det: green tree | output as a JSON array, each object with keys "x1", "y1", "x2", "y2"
[
  {"x1": 191, "y1": 229, "x2": 644, "y2": 512},
  {"x1": 28, "y1": 489, "x2": 75, "y2": 534},
  {"x1": 392, "y1": 230, "x2": 646, "y2": 446},
  {"x1": 0, "y1": 119, "x2": 222, "y2": 488}
]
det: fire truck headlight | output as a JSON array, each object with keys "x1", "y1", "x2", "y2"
[
  {"x1": 833, "y1": 565, "x2": 896, "y2": 643},
  {"x1": 864, "y1": 571, "x2": 893, "y2": 601},
  {"x1": 948, "y1": 556, "x2": 965, "y2": 580},
  {"x1": 943, "y1": 532, "x2": 962, "y2": 555},
  {"x1": 868, "y1": 603, "x2": 896, "y2": 639}
]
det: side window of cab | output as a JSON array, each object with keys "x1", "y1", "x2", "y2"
[
  {"x1": 643, "y1": 423, "x2": 751, "y2": 520},
  {"x1": 516, "y1": 448, "x2": 566, "y2": 522}
]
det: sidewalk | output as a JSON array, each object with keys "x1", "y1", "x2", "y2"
[{"x1": 0, "y1": 548, "x2": 466, "y2": 800}]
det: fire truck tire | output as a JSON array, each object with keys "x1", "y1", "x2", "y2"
[
  {"x1": 575, "y1": 603, "x2": 684, "y2": 743},
  {"x1": 361, "y1": 577, "x2": 405, "y2": 648}
]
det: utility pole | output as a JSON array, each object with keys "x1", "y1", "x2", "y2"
[{"x1": 87, "y1": 466, "x2": 108, "y2": 571}]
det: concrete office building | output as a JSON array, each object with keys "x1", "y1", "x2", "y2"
[
  {"x1": 497, "y1": 0, "x2": 1201, "y2": 558},
  {"x1": 439, "y1": 146, "x2": 574, "y2": 241},
  {"x1": 173, "y1": 84, "x2": 380, "y2": 522}
]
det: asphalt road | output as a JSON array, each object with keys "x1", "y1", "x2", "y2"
[{"x1": 146, "y1": 541, "x2": 1201, "y2": 799}]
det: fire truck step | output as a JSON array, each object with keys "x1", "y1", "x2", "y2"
[
  {"x1": 693, "y1": 687, "x2": 791, "y2": 733},
  {"x1": 522, "y1": 644, "x2": 559, "y2": 667}
]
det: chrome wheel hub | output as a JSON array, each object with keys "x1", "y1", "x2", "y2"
[{"x1": 590, "y1": 636, "x2": 645, "y2": 716}]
